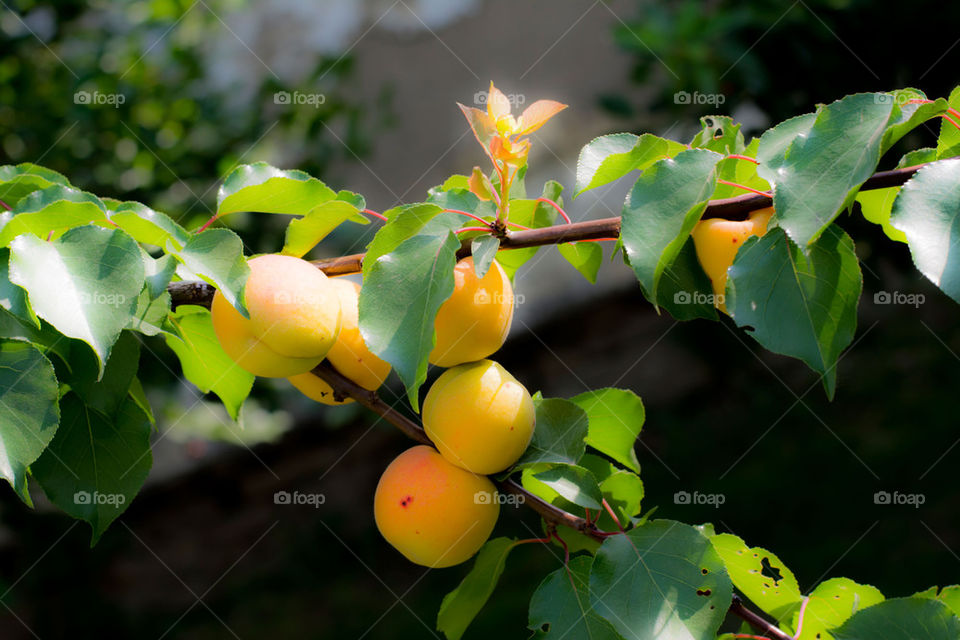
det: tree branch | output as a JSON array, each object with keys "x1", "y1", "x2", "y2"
[
  {"x1": 309, "y1": 362, "x2": 788, "y2": 637},
  {"x1": 167, "y1": 161, "x2": 928, "y2": 308}
]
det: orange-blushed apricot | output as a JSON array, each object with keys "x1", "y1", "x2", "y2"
[{"x1": 374, "y1": 445, "x2": 499, "y2": 568}]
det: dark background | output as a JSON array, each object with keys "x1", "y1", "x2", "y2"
[{"x1": 1, "y1": 1, "x2": 959, "y2": 637}]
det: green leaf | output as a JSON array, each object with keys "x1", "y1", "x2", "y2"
[
  {"x1": 936, "y1": 86, "x2": 960, "y2": 160},
  {"x1": 598, "y1": 469, "x2": 644, "y2": 525},
  {"x1": 690, "y1": 115, "x2": 746, "y2": 154},
  {"x1": 590, "y1": 519, "x2": 733, "y2": 640},
  {"x1": 282, "y1": 200, "x2": 368, "y2": 258},
  {"x1": 529, "y1": 555, "x2": 624, "y2": 640},
  {"x1": 0, "y1": 341, "x2": 59, "y2": 504},
  {"x1": 757, "y1": 94, "x2": 894, "y2": 248},
  {"x1": 0, "y1": 248, "x2": 38, "y2": 328},
  {"x1": 0, "y1": 163, "x2": 71, "y2": 209},
  {"x1": 359, "y1": 215, "x2": 461, "y2": 409},
  {"x1": 32, "y1": 392, "x2": 152, "y2": 544},
  {"x1": 64, "y1": 331, "x2": 140, "y2": 418},
  {"x1": 710, "y1": 533, "x2": 803, "y2": 621},
  {"x1": 164, "y1": 305, "x2": 254, "y2": 421},
  {"x1": 0, "y1": 185, "x2": 108, "y2": 246},
  {"x1": 108, "y1": 201, "x2": 189, "y2": 250},
  {"x1": 620, "y1": 148, "x2": 722, "y2": 306},
  {"x1": 727, "y1": 226, "x2": 862, "y2": 398},
  {"x1": 9, "y1": 226, "x2": 145, "y2": 375},
  {"x1": 470, "y1": 235, "x2": 500, "y2": 279},
  {"x1": 793, "y1": 577, "x2": 884, "y2": 640},
  {"x1": 653, "y1": 236, "x2": 719, "y2": 321},
  {"x1": 880, "y1": 90, "x2": 947, "y2": 155},
  {"x1": 889, "y1": 158, "x2": 960, "y2": 303},
  {"x1": 755, "y1": 112, "x2": 816, "y2": 176},
  {"x1": 913, "y1": 586, "x2": 960, "y2": 619},
  {"x1": 899, "y1": 147, "x2": 937, "y2": 168},
  {"x1": 856, "y1": 187, "x2": 907, "y2": 243},
  {"x1": 437, "y1": 537, "x2": 517, "y2": 640},
  {"x1": 427, "y1": 187, "x2": 496, "y2": 221},
  {"x1": 141, "y1": 251, "x2": 178, "y2": 300},
  {"x1": 558, "y1": 241, "x2": 602, "y2": 284},
  {"x1": 575, "y1": 133, "x2": 686, "y2": 197},
  {"x1": 711, "y1": 138, "x2": 769, "y2": 200},
  {"x1": 172, "y1": 228, "x2": 250, "y2": 316},
  {"x1": 831, "y1": 597, "x2": 959, "y2": 640},
  {"x1": 513, "y1": 398, "x2": 589, "y2": 468},
  {"x1": 127, "y1": 290, "x2": 171, "y2": 337},
  {"x1": 361, "y1": 203, "x2": 447, "y2": 276},
  {"x1": 531, "y1": 464, "x2": 603, "y2": 510},
  {"x1": 570, "y1": 388, "x2": 644, "y2": 473},
  {"x1": 217, "y1": 162, "x2": 336, "y2": 218}
]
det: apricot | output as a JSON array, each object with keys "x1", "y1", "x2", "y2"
[
  {"x1": 374, "y1": 445, "x2": 499, "y2": 568},
  {"x1": 691, "y1": 206, "x2": 774, "y2": 310},
  {"x1": 429, "y1": 257, "x2": 514, "y2": 367},
  {"x1": 423, "y1": 359, "x2": 535, "y2": 474},
  {"x1": 211, "y1": 254, "x2": 341, "y2": 377},
  {"x1": 288, "y1": 279, "x2": 391, "y2": 405}
]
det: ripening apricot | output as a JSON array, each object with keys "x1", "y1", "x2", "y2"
[
  {"x1": 374, "y1": 445, "x2": 499, "y2": 568},
  {"x1": 211, "y1": 254, "x2": 341, "y2": 377},
  {"x1": 288, "y1": 279, "x2": 391, "y2": 405},
  {"x1": 691, "y1": 206, "x2": 774, "y2": 310},
  {"x1": 423, "y1": 359, "x2": 535, "y2": 474},
  {"x1": 429, "y1": 257, "x2": 514, "y2": 367}
]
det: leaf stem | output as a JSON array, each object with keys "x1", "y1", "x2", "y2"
[
  {"x1": 726, "y1": 154, "x2": 760, "y2": 164},
  {"x1": 197, "y1": 214, "x2": 220, "y2": 233},
  {"x1": 535, "y1": 197, "x2": 571, "y2": 224},
  {"x1": 716, "y1": 179, "x2": 774, "y2": 198},
  {"x1": 363, "y1": 208, "x2": 388, "y2": 222},
  {"x1": 0, "y1": 199, "x2": 10, "y2": 211}
]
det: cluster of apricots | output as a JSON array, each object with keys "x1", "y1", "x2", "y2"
[
  {"x1": 691, "y1": 206, "x2": 774, "y2": 312},
  {"x1": 211, "y1": 254, "x2": 535, "y2": 568}
]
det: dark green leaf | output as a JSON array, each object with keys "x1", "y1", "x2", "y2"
[
  {"x1": 282, "y1": 200, "x2": 368, "y2": 258},
  {"x1": 437, "y1": 537, "x2": 517, "y2": 640},
  {"x1": 532, "y1": 464, "x2": 603, "y2": 509},
  {"x1": 0, "y1": 163, "x2": 71, "y2": 208},
  {"x1": 0, "y1": 185, "x2": 108, "y2": 246},
  {"x1": 0, "y1": 341, "x2": 59, "y2": 504},
  {"x1": 591, "y1": 520, "x2": 733, "y2": 640},
  {"x1": 620, "y1": 148, "x2": 722, "y2": 306},
  {"x1": 32, "y1": 393, "x2": 152, "y2": 544},
  {"x1": 0, "y1": 248, "x2": 38, "y2": 327},
  {"x1": 9, "y1": 226, "x2": 145, "y2": 374},
  {"x1": 529, "y1": 555, "x2": 624, "y2": 640},
  {"x1": 727, "y1": 226, "x2": 862, "y2": 398},
  {"x1": 361, "y1": 203, "x2": 447, "y2": 276},
  {"x1": 653, "y1": 236, "x2": 719, "y2": 321},
  {"x1": 880, "y1": 90, "x2": 947, "y2": 155},
  {"x1": 64, "y1": 331, "x2": 140, "y2": 418},
  {"x1": 757, "y1": 94, "x2": 893, "y2": 247},
  {"x1": 889, "y1": 158, "x2": 960, "y2": 303},
  {"x1": 359, "y1": 215, "x2": 461, "y2": 409},
  {"x1": 513, "y1": 398, "x2": 589, "y2": 468},
  {"x1": 108, "y1": 201, "x2": 189, "y2": 250}
]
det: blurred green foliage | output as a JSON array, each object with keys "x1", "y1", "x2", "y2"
[
  {"x1": 0, "y1": 0, "x2": 389, "y2": 231},
  {"x1": 606, "y1": 0, "x2": 960, "y2": 126}
]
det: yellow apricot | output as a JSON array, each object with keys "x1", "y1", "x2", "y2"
[
  {"x1": 211, "y1": 254, "x2": 341, "y2": 378},
  {"x1": 691, "y1": 207, "x2": 774, "y2": 310},
  {"x1": 423, "y1": 359, "x2": 535, "y2": 474},
  {"x1": 374, "y1": 445, "x2": 499, "y2": 568},
  {"x1": 429, "y1": 257, "x2": 514, "y2": 368},
  {"x1": 288, "y1": 279, "x2": 391, "y2": 405}
]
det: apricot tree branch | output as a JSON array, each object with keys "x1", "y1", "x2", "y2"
[
  {"x1": 168, "y1": 162, "x2": 930, "y2": 308},
  {"x1": 309, "y1": 362, "x2": 788, "y2": 637}
]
